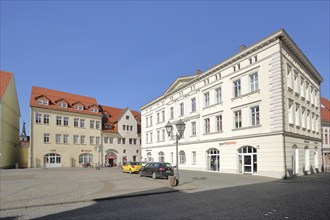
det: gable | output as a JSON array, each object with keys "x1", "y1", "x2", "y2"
[{"x1": 163, "y1": 75, "x2": 196, "y2": 95}]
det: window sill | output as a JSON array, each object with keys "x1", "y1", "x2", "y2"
[{"x1": 232, "y1": 124, "x2": 261, "y2": 131}]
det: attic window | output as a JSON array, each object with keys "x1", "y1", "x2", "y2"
[
  {"x1": 38, "y1": 99, "x2": 49, "y2": 105},
  {"x1": 74, "y1": 105, "x2": 83, "y2": 111},
  {"x1": 58, "y1": 102, "x2": 68, "y2": 108},
  {"x1": 91, "y1": 108, "x2": 98, "y2": 113},
  {"x1": 126, "y1": 116, "x2": 129, "y2": 120}
]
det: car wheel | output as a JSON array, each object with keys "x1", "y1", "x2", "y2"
[
  {"x1": 152, "y1": 172, "x2": 157, "y2": 179},
  {"x1": 139, "y1": 171, "x2": 143, "y2": 177},
  {"x1": 129, "y1": 169, "x2": 132, "y2": 174}
]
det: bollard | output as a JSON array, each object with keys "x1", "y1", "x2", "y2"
[{"x1": 168, "y1": 176, "x2": 177, "y2": 187}]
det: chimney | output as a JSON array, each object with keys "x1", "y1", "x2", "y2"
[
  {"x1": 239, "y1": 44, "x2": 247, "y2": 52},
  {"x1": 195, "y1": 69, "x2": 202, "y2": 75}
]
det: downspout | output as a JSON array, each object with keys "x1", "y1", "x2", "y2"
[{"x1": 30, "y1": 108, "x2": 34, "y2": 168}]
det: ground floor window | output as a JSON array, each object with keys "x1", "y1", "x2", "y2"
[
  {"x1": 293, "y1": 145, "x2": 299, "y2": 175},
  {"x1": 206, "y1": 148, "x2": 220, "y2": 171},
  {"x1": 79, "y1": 153, "x2": 93, "y2": 164},
  {"x1": 147, "y1": 152, "x2": 153, "y2": 162},
  {"x1": 105, "y1": 152, "x2": 117, "y2": 167},
  {"x1": 179, "y1": 150, "x2": 186, "y2": 164},
  {"x1": 44, "y1": 153, "x2": 61, "y2": 168},
  {"x1": 159, "y1": 151, "x2": 165, "y2": 162},
  {"x1": 238, "y1": 146, "x2": 257, "y2": 174}
]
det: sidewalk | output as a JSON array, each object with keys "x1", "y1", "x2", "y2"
[{"x1": 2, "y1": 167, "x2": 322, "y2": 211}]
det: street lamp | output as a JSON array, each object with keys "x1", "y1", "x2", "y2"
[
  {"x1": 94, "y1": 145, "x2": 103, "y2": 169},
  {"x1": 165, "y1": 119, "x2": 186, "y2": 185}
]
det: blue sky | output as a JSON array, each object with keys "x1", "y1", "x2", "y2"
[{"x1": 1, "y1": 0, "x2": 329, "y2": 134}]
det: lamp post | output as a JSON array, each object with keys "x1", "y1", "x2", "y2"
[
  {"x1": 94, "y1": 145, "x2": 103, "y2": 169},
  {"x1": 165, "y1": 119, "x2": 186, "y2": 184}
]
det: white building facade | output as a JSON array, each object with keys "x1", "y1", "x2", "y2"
[{"x1": 140, "y1": 29, "x2": 323, "y2": 179}]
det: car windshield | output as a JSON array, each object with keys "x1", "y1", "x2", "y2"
[{"x1": 163, "y1": 163, "x2": 172, "y2": 168}]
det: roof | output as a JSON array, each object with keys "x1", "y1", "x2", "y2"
[
  {"x1": 321, "y1": 97, "x2": 330, "y2": 123},
  {"x1": 0, "y1": 71, "x2": 13, "y2": 98},
  {"x1": 140, "y1": 28, "x2": 324, "y2": 110},
  {"x1": 100, "y1": 105, "x2": 141, "y2": 134},
  {"x1": 30, "y1": 86, "x2": 102, "y2": 117}
]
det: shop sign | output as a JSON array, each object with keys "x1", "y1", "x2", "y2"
[
  {"x1": 219, "y1": 141, "x2": 237, "y2": 146},
  {"x1": 50, "y1": 149, "x2": 56, "y2": 152},
  {"x1": 81, "y1": 150, "x2": 92, "y2": 153}
]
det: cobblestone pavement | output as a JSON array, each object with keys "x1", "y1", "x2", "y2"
[{"x1": 0, "y1": 168, "x2": 329, "y2": 219}]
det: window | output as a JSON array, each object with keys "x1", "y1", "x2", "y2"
[
  {"x1": 44, "y1": 133, "x2": 50, "y2": 143},
  {"x1": 295, "y1": 103, "x2": 300, "y2": 127},
  {"x1": 63, "y1": 134, "x2": 69, "y2": 144},
  {"x1": 118, "y1": 138, "x2": 122, "y2": 144},
  {"x1": 150, "y1": 116, "x2": 153, "y2": 126},
  {"x1": 179, "y1": 150, "x2": 186, "y2": 164},
  {"x1": 157, "y1": 112, "x2": 160, "y2": 123},
  {"x1": 306, "y1": 82, "x2": 310, "y2": 102},
  {"x1": 159, "y1": 152, "x2": 165, "y2": 162},
  {"x1": 36, "y1": 113, "x2": 42, "y2": 124},
  {"x1": 304, "y1": 147, "x2": 310, "y2": 171},
  {"x1": 123, "y1": 125, "x2": 126, "y2": 130},
  {"x1": 129, "y1": 138, "x2": 133, "y2": 145},
  {"x1": 64, "y1": 117, "x2": 69, "y2": 126},
  {"x1": 180, "y1": 103, "x2": 184, "y2": 116},
  {"x1": 91, "y1": 107, "x2": 98, "y2": 113},
  {"x1": 74, "y1": 118, "x2": 79, "y2": 127},
  {"x1": 301, "y1": 107, "x2": 306, "y2": 128},
  {"x1": 192, "y1": 151, "x2": 196, "y2": 165},
  {"x1": 287, "y1": 64, "x2": 293, "y2": 89},
  {"x1": 288, "y1": 100, "x2": 294, "y2": 124},
  {"x1": 74, "y1": 135, "x2": 79, "y2": 144},
  {"x1": 250, "y1": 73, "x2": 258, "y2": 92},
  {"x1": 90, "y1": 120, "x2": 95, "y2": 129},
  {"x1": 251, "y1": 106, "x2": 260, "y2": 126},
  {"x1": 79, "y1": 153, "x2": 93, "y2": 164},
  {"x1": 249, "y1": 55, "x2": 257, "y2": 64},
  {"x1": 126, "y1": 116, "x2": 129, "y2": 120},
  {"x1": 216, "y1": 115, "x2": 223, "y2": 131},
  {"x1": 56, "y1": 134, "x2": 61, "y2": 144},
  {"x1": 80, "y1": 135, "x2": 86, "y2": 145},
  {"x1": 122, "y1": 138, "x2": 126, "y2": 144},
  {"x1": 58, "y1": 102, "x2": 67, "y2": 108},
  {"x1": 157, "y1": 130, "x2": 160, "y2": 142},
  {"x1": 96, "y1": 137, "x2": 100, "y2": 145},
  {"x1": 162, "y1": 111, "x2": 165, "y2": 122},
  {"x1": 204, "y1": 118, "x2": 210, "y2": 134},
  {"x1": 80, "y1": 119, "x2": 85, "y2": 128},
  {"x1": 90, "y1": 136, "x2": 95, "y2": 145},
  {"x1": 75, "y1": 105, "x2": 83, "y2": 111},
  {"x1": 43, "y1": 114, "x2": 50, "y2": 124},
  {"x1": 56, "y1": 116, "x2": 62, "y2": 126},
  {"x1": 104, "y1": 137, "x2": 109, "y2": 144},
  {"x1": 109, "y1": 137, "x2": 113, "y2": 144},
  {"x1": 300, "y1": 77, "x2": 305, "y2": 98},
  {"x1": 307, "y1": 110, "x2": 311, "y2": 130},
  {"x1": 191, "y1": 98, "x2": 196, "y2": 112},
  {"x1": 215, "y1": 87, "x2": 221, "y2": 103},
  {"x1": 191, "y1": 121, "x2": 196, "y2": 136},
  {"x1": 95, "y1": 121, "x2": 100, "y2": 129},
  {"x1": 170, "y1": 107, "x2": 174, "y2": 119},
  {"x1": 233, "y1": 80, "x2": 241, "y2": 97},
  {"x1": 234, "y1": 110, "x2": 242, "y2": 128},
  {"x1": 204, "y1": 92, "x2": 210, "y2": 107}
]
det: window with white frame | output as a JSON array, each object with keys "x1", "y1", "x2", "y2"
[
  {"x1": 90, "y1": 136, "x2": 94, "y2": 145},
  {"x1": 301, "y1": 107, "x2": 306, "y2": 128},
  {"x1": 288, "y1": 100, "x2": 294, "y2": 124},
  {"x1": 63, "y1": 134, "x2": 69, "y2": 144},
  {"x1": 74, "y1": 118, "x2": 79, "y2": 127},
  {"x1": 96, "y1": 121, "x2": 100, "y2": 129},
  {"x1": 233, "y1": 79, "x2": 241, "y2": 97},
  {"x1": 44, "y1": 133, "x2": 50, "y2": 143},
  {"x1": 191, "y1": 121, "x2": 196, "y2": 136},
  {"x1": 74, "y1": 135, "x2": 79, "y2": 144},
  {"x1": 43, "y1": 114, "x2": 50, "y2": 124},
  {"x1": 251, "y1": 106, "x2": 260, "y2": 126},
  {"x1": 191, "y1": 98, "x2": 196, "y2": 112},
  {"x1": 150, "y1": 116, "x2": 153, "y2": 126},
  {"x1": 249, "y1": 72, "x2": 258, "y2": 92},
  {"x1": 162, "y1": 111, "x2": 165, "y2": 122},
  {"x1": 170, "y1": 107, "x2": 174, "y2": 119},
  {"x1": 63, "y1": 117, "x2": 69, "y2": 126},
  {"x1": 56, "y1": 116, "x2": 62, "y2": 126},
  {"x1": 81, "y1": 135, "x2": 86, "y2": 145},
  {"x1": 90, "y1": 120, "x2": 95, "y2": 129},
  {"x1": 312, "y1": 113, "x2": 315, "y2": 131},
  {"x1": 157, "y1": 112, "x2": 160, "y2": 123},
  {"x1": 304, "y1": 147, "x2": 310, "y2": 171},
  {"x1": 204, "y1": 118, "x2": 210, "y2": 134},
  {"x1": 249, "y1": 55, "x2": 257, "y2": 64},
  {"x1": 162, "y1": 129, "x2": 165, "y2": 141},
  {"x1": 307, "y1": 110, "x2": 311, "y2": 130},
  {"x1": 80, "y1": 119, "x2": 85, "y2": 128},
  {"x1": 215, "y1": 87, "x2": 222, "y2": 103},
  {"x1": 36, "y1": 113, "x2": 42, "y2": 124},
  {"x1": 180, "y1": 103, "x2": 184, "y2": 116},
  {"x1": 204, "y1": 92, "x2": 210, "y2": 107},
  {"x1": 96, "y1": 137, "x2": 100, "y2": 145},
  {"x1": 295, "y1": 103, "x2": 300, "y2": 127},
  {"x1": 56, "y1": 134, "x2": 62, "y2": 144},
  {"x1": 216, "y1": 115, "x2": 222, "y2": 131},
  {"x1": 150, "y1": 132, "x2": 153, "y2": 143},
  {"x1": 306, "y1": 82, "x2": 310, "y2": 102},
  {"x1": 157, "y1": 130, "x2": 160, "y2": 142},
  {"x1": 300, "y1": 77, "x2": 305, "y2": 98},
  {"x1": 192, "y1": 151, "x2": 196, "y2": 165},
  {"x1": 294, "y1": 71, "x2": 299, "y2": 94},
  {"x1": 234, "y1": 110, "x2": 242, "y2": 128},
  {"x1": 287, "y1": 64, "x2": 293, "y2": 89},
  {"x1": 179, "y1": 150, "x2": 186, "y2": 164}
]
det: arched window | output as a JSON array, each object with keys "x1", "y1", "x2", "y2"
[
  {"x1": 158, "y1": 151, "x2": 165, "y2": 162},
  {"x1": 179, "y1": 150, "x2": 186, "y2": 164},
  {"x1": 44, "y1": 153, "x2": 61, "y2": 168},
  {"x1": 147, "y1": 152, "x2": 153, "y2": 162},
  {"x1": 304, "y1": 146, "x2": 310, "y2": 172},
  {"x1": 79, "y1": 153, "x2": 93, "y2": 164},
  {"x1": 206, "y1": 148, "x2": 220, "y2": 171}
]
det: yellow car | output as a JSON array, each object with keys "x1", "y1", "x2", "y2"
[{"x1": 122, "y1": 162, "x2": 142, "y2": 174}]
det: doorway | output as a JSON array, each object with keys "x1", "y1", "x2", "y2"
[
  {"x1": 238, "y1": 146, "x2": 257, "y2": 174},
  {"x1": 206, "y1": 148, "x2": 220, "y2": 172}
]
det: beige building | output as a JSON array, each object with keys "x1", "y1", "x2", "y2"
[
  {"x1": 0, "y1": 71, "x2": 21, "y2": 168},
  {"x1": 140, "y1": 29, "x2": 323, "y2": 179},
  {"x1": 101, "y1": 106, "x2": 141, "y2": 167},
  {"x1": 30, "y1": 86, "x2": 102, "y2": 168},
  {"x1": 29, "y1": 86, "x2": 141, "y2": 168},
  {"x1": 321, "y1": 97, "x2": 330, "y2": 171}
]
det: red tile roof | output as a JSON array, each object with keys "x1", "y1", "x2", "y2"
[
  {"x1": 0, "y1": 71, "x2": 13, "y2": 98},
  {"x1": 30, "y1": 86, "x2": 102, "y2": 117},
  {"x1": 100, "y1": 105, "x2": 141, "y2": 134},
  {"x1": 321, "y1": 97, "x2": 330, "y2": 123}
]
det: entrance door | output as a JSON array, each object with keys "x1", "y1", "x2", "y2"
[
  {"x1": 238, "y1": 146, "x2": 257, "y2": 174},
  {"x1": 44, "y1": 153, "x2": 61, "y2": 168},
  {"x1": 206, "y1": 148, "x2": 220, "y2": 172}
]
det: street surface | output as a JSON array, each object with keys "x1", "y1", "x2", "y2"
[{"x1": 0, "y1": 168, "x2": 329, "y2": 219}]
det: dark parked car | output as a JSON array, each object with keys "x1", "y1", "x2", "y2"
[{"x1": 139, "y1": 162, "x2": 174, "y2": 179}]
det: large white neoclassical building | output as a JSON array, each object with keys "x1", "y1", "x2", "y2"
[{"x1": 140, "y1": 29, "x2": 324, "y2": 179}]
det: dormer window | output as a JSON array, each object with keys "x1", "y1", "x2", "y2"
[
  {"x1": 58, "y1": 102, "x2": 68, "y2": 108},
  {"x1": 75, "y1": 105, "x2": 83, "y2": 111},
  {"x1": 37, "y1": 99, "x2": 49, "y2": 105},
  {"x1": 91, "y1": 108, "x2": 98, "y2": 113}
]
